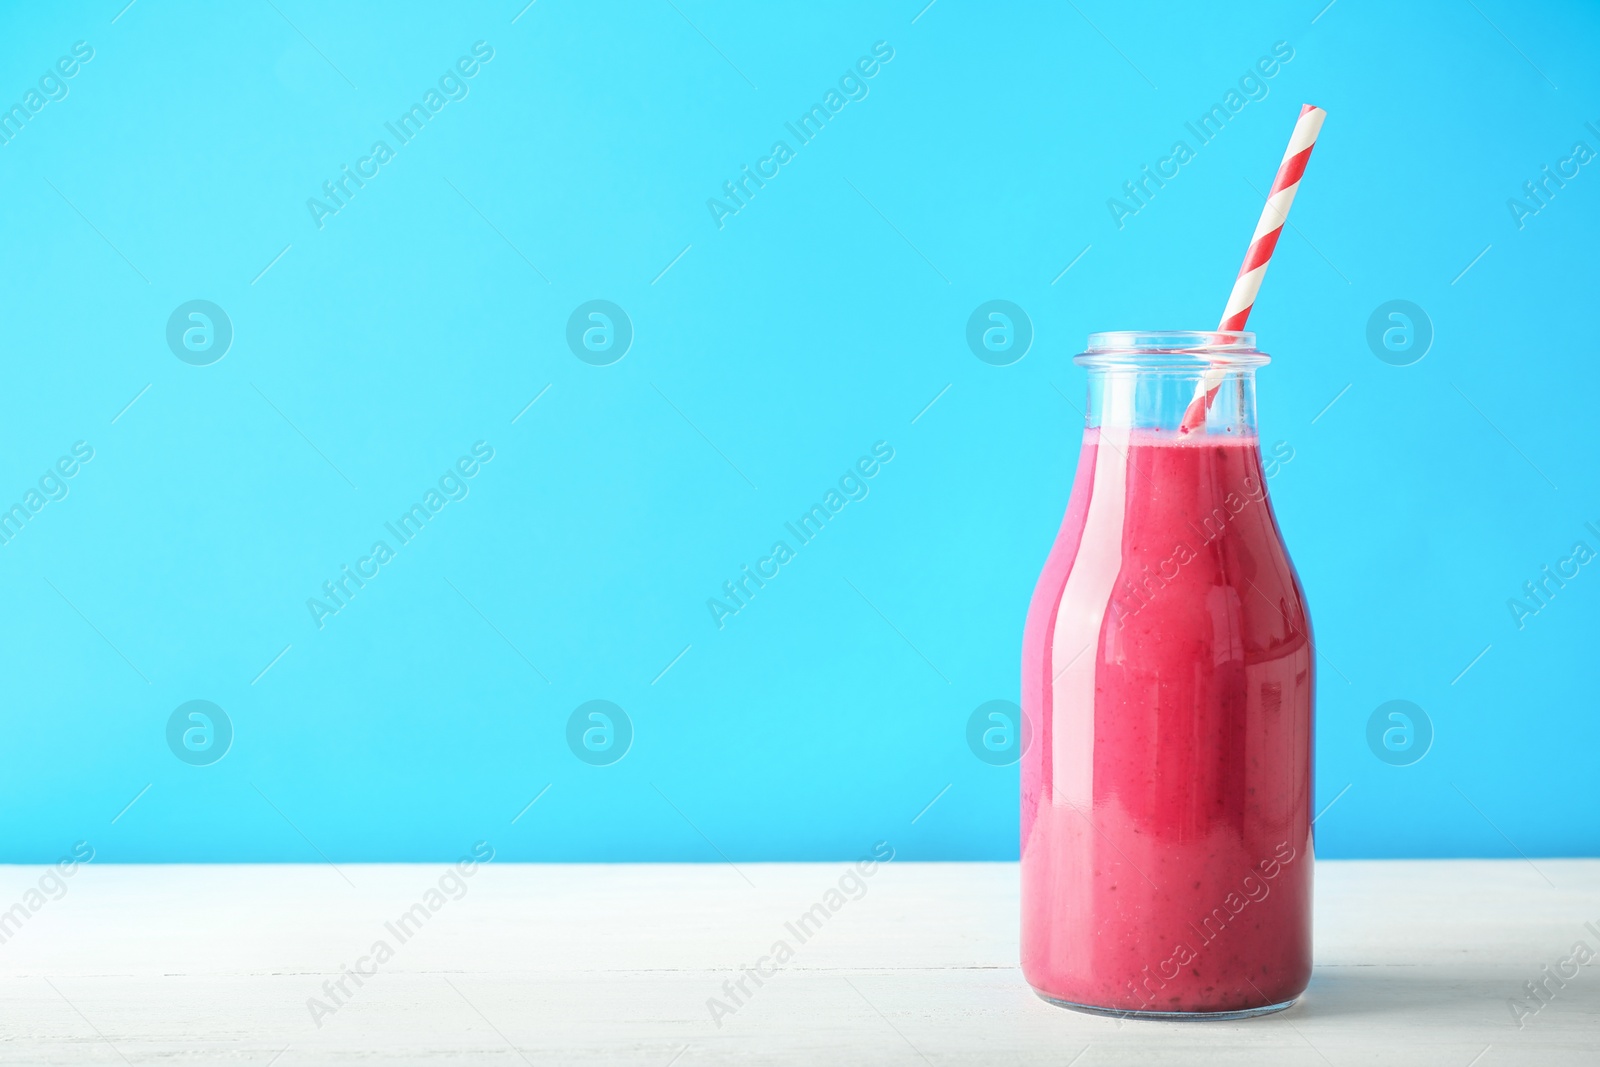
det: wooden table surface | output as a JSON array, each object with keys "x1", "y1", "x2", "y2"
[{"x1": 1, "y1": 858, "x2": 1595, "y2": 1064}]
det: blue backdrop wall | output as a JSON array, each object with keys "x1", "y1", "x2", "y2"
[{"x1": 1, "y1": 0, "x2": 1595, "y2": 863}]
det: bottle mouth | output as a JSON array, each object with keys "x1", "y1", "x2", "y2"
[{"x1": 1076, "y1": 330, "x2": 1269, "y2": 370}]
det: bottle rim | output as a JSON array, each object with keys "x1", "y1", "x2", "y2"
[{"x1": 1076, "y1": 330, "x2": 1270, "y2": 369}]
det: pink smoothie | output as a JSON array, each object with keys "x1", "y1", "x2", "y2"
[{"x1": 1021, "y1": 429, "x2": 1313, "y2": 1015}]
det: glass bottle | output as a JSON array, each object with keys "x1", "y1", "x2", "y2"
[{"x1": 1020, "y1": 331, "x2": 1313, "y2": 1019}]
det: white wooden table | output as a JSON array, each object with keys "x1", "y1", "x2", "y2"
[{"x1": 1, "y1": 859, "x2": 1596, "y2": 1064}]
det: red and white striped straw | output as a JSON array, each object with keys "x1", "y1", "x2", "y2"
[{"x1": 1179, "y1": 104, "x2": 1327, "y2": 434}]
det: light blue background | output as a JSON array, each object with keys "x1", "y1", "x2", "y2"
[{"x1": 1, "y1": 0, "x2": 1595, "y2": 863}]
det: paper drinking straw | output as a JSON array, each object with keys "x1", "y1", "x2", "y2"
[{"x1": 1179, "y1": 104, "x2": 1327, "y2": 434}]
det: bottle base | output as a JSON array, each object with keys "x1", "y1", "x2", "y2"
[{"x1": 1034, "y1": 990, "x2": 1298, "y2": 1021}]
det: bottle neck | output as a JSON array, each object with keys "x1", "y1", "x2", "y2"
[{"x1": 1085, "y1": 368, "x2": 1259, "y2": 436}]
